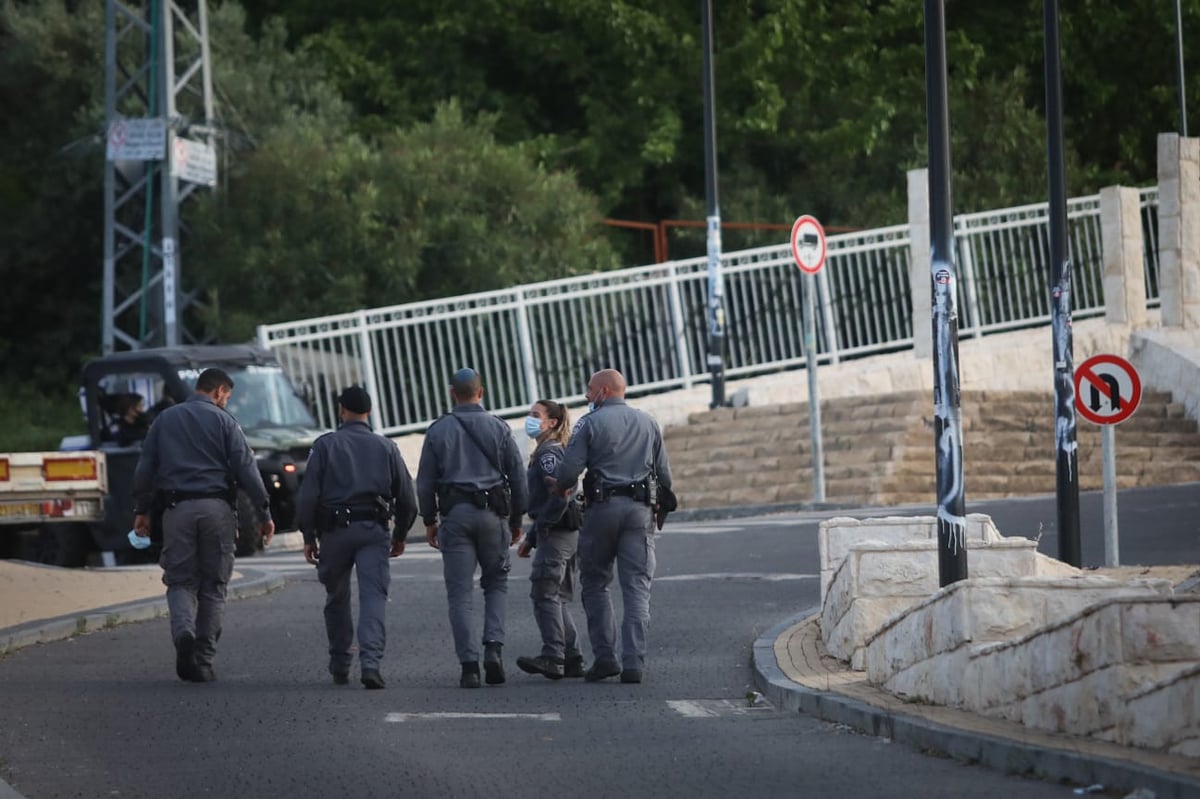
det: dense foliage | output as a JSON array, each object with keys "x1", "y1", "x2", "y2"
[{"x1": 0, "y1": 0, "x2": 1195, "y2": 408}]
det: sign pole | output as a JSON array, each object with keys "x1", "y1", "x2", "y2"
[
  {"x1": 791, "y1": 215, "x2": 828, "y2": 505},
  {"x1": 804, "y1": 271, "x2": 825, "y2": 503},
  {"x1": 1074, "y1": 353, "x2": 1141, "y2": 568},
  {"x1": 1101, "y1": 424, "x2": 1119, "y2": 566}
]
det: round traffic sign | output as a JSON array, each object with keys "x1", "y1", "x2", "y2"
[
  {"x1": 1074, "y1": 354, "x2": 1141, "y2": 425},
  {"x1": 790, "y1": 215, "x2": 827, "y2": 275}
]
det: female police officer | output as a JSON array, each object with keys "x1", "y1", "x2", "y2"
[{"x1": 515, "y1": 399, "x2": 585, "y2": 680}]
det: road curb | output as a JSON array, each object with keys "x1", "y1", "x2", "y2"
[
  {"x1": 0, "y1": 569, "x2": 287, "y2": 658},
  {"x1": 751, "y1": 611, "x2": 1200, "y2": 799}
]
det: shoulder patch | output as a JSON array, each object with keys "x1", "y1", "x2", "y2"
[
  {"x1": 571, "y1": 416, "x2": 589, "y2": 435},
  {"x1": 539, "y1": 453, "x2": 559, "y2": 474}
]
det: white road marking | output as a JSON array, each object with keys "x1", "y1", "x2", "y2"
[
  {"x1": 667, "y1": 700, "x2": 718, "y2": 718},
  {"x1": 385, "y1": 712, "x2": 561, "y2": 723},
  {"x1": 667, "y1": 699, "x2": 774, "y2": 718},
  {"x1": 664, "y1": 526, "x2": 743, "y2": 535},
  {"x1": 656, "y1": 572, "x2": 817, "y2": 582}
]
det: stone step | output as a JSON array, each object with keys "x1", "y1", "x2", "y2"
[{"x1": 663, "y1": 388, "x2": 1200, "y2": 509}]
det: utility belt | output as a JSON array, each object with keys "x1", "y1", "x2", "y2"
[
  {"x1": 438, "y1": 484, "x2": 510, "y2": 518},
  {"x1": 584, "y1": 480, "x2": 654, "y2": 507},
  {"x1": 317, "y1": 495, "x2": 391, "y2": 530},
  {"x1": 162, "y1": 488, "x2": 236, "y2": 509}
]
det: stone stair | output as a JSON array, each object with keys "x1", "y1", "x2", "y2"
[{"x1": 667, "y1": 388, "x2": 1200, "y2": 509}]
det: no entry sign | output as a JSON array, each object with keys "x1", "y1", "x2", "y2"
[
  {"x1": 790, "y1": 215, "x2": 827, "y2": 275},
  {"x1": 1074, "y1": 354, "x2": 1142, "y2": 425}
]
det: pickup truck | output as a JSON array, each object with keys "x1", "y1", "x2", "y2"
[
  {"x1": 0, "y1": 451, "x2": 108, "y2": 565},
  {"x1": 0, "y1": 344, "x2": 330, "y2": 567}
]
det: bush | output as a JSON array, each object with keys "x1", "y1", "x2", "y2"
[{"x1": 0, "y1": 384, "x2": 87, "y2": 452}]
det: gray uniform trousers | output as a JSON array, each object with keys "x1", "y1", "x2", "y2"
[
  {"x1": 437, "y1": 503, "x2": 511, "y2": 664},
  {"x1": 315, "y1": 521, "x2": 391, "y2": 675},
  {"x1": 160, "y1": 498, "x2": 236, "y2": 666},
  {"x1": 529, "y1": 529, "x2": 581, "y2": 661},
  {"x1": 577, "y1": 497, "x2": 657, "y2": 670}
]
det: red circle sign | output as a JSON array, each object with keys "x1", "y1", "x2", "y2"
[
  {"x1": 1074, "y1": 354, "x2": 1141, "y2": 425},
  {"x1": 790, "y1": 215, "x2": 827, "y2": 275}
]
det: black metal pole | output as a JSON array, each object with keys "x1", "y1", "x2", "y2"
[
  {"x1": 701, "y1": 0, "x2": 726, "y2": 409},
  {"x1": 924, "y1": 0, "x2": 968, "y2": 587},
  {"x1": 1176, "y1": 0, "x2": 1189, "y2": 136},
  {"x1": 1044, "y1": 0, "x2": 1082, "y2": 567}
]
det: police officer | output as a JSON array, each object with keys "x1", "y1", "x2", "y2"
[
  {"x1": 296, "y1": 386, "x2": 418, "y2": 689},
  {"x1": 417, "y1": 368, "x2": 528, "y2": 688},
  {"x1": 132, "y1": 368, "x2": 275, "y2": 683},
  {"x1": 515, "y1": 399, "x2": 586, "y2": 680},
  {"x1": 552, "y1": 369, "x2": 672, "y2": 684}
]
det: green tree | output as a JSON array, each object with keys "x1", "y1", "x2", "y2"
[{"x1": 188, "y1": 101, "x2": 617, "y2": 342}]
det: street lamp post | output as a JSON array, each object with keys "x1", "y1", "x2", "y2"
[{"x1": 701, "y1": 0, "x2": 726, "y2": 409}]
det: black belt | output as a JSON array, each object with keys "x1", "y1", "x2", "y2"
[
  {"x1": 606, "y1": 482, "x2": 648, "y2": 499},
  {"x1": 165, "y1": 489, "x2": 232, "y2": 504},
  {"x1": 318, "y1": 504, "x2": 384, "y2": 529}
]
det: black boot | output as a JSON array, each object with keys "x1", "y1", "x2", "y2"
[
  {"x1": 483, "y1": 641, "x2": 505, "y2": 685},
  {"x1": 460, "y1": 662, "x2": 481, "y2": 689},
  {"x1": 174, "y1": 633, "x2": 200, "y2": 682},
  {"x1": 563, "y1": 655, "x2": 586, "y2": 679},
  {"x1": 516, "y1": 655, "x2": 564, "y2": 680}
]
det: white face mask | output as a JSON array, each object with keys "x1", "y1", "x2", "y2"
[{"x1": 524, "y1": 415, "x2": 543, "y2": 439}]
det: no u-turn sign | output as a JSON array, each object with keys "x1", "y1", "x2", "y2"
[{"x1": 1074, "y1": 354, "x2": 1141, "y2": 425}]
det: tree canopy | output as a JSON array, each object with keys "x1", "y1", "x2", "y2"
[{"x1": 0, "y1": 0, "x2": 1195, "y2": 392}]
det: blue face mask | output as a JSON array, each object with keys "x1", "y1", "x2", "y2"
[
  {"x1": 127, "y1": 529, "x2": 152, "y2": 550},
  {"x1": 587, "y1": 402, "x2": 595, "y2": 414},
  {"x1": 524, "y1": 416, "x2": 543, "y2": 439}
]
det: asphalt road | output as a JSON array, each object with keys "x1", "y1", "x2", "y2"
[{"x1": 1, "y1": 485, "x2": 1196, "y2": 799}]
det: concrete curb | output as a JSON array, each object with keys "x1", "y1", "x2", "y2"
[
  {"x1": 751, "y1": 610, "x2": 1200, "y2": 799},
  {"x1": 0, "y1": 568, "x2": 287, "y2": 658}
]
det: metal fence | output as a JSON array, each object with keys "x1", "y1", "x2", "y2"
[{"x1": 259, "y1": 188, "x2": 1160, "y2": 435}]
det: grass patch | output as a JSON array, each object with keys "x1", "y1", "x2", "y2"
[{"x1": 0, "y1": 384, "x2": 87, "y2": 451}]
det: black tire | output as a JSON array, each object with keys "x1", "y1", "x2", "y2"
[
  {"x1": 234, "y1": 491, "x2": 262, "y2": 558},
  {"x1": 33, "y1": 524, "x2": 91, "y2": 567}
]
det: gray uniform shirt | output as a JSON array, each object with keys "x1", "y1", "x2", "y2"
[
  {"x1": 525, "y1": 441, "x2": 573, "y2": 546},
  {"x1": 295, "y1": 420, "x2": 418, "y2": 546},
  {"x1": 132, "y1": 393, "x2": 270, "y2": 515},
  {"x1": 416, "y1": 403, "x2": 529, "y2": 527},
  {"x1": 554, "y1": 398, "x2": 671, "y2": 492}
]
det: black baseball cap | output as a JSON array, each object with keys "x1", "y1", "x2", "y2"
[{"x1": 338, "y1": 385, "x2": 372, "y2": 414}]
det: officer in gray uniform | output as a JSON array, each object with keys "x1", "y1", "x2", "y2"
[
  {"x1": 133, "y1": 368, "x2": 275, "y2": 683},
  {"x1": 553, "y1": 368, "x2": 672, "y2": 684},
  {"x1": 296, "y1": 386, "x2": 418, "y2": 690},
  {"x1": 417, "y1": 368, "x2": 528, "y2": 688},
  {"x1": 515, "y1": 399, "x2": 585, "y2": 680}
]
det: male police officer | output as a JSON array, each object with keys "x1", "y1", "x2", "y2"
[
  {"x1": 133, "y1": 367, "x2": 275, "y2": 683},
  {"x1": 417, "y1": 368, "x2": 528, "y2": 688},
  {"x1": 552, "y1": 368, "x2": 672, "y2": 684},
  {"x1": 296, "y1": 386, "x2": 417, "y2": 689}
]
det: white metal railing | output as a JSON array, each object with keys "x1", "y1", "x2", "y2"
[{"x1": 259, "y1": 189, "x2": 1160, "y2": 436}]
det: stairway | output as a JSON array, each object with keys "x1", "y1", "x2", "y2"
[{"x1": 667, "y1": 389, "x2": 1200, "y2": 510}]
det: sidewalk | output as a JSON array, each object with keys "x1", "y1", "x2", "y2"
[
  {"x1": 0, "y1": 531, "x2": 304, "y2": 656},
  {"x1": 753, "y1": 593, "x2": 1200, "y2": 799}
]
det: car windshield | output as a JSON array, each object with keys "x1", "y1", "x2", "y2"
[{"x1": 181, "y1": 365, "x2": 317, "y2": 429}]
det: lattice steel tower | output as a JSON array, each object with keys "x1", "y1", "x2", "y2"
[{"x1": 102, "y1": 0, "x2": 216, "y2": 352}]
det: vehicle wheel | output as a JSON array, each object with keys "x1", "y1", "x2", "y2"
[
  {"x1": 33, "y1": 524, "x2": 91, "y2": 567},
  {"x1": 234, "y1": 491, "x2": 262, "y2": 558}
]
